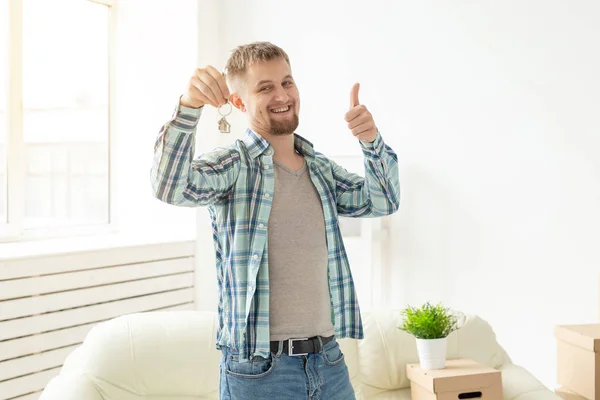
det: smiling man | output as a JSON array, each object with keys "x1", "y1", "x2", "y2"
[{"x1": 150, "y1": 41, "x2": 400, "y2": 400}]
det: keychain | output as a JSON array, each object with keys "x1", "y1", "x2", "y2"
[
  {"x1": 217, "y1": 68, "x2": 232, "y2": 134},
  {"x1": 218, "y1": 102, "x2": 232, "y2": 133}
]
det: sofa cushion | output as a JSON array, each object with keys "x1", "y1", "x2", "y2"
[
  {"x1": 60, "y1": 311, "x2": 221, "y2": 398},
  {"x1": 446, "y1": 313, "x2": 509, "y2": 369}
]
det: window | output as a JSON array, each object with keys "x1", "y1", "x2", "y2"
[{"x1": 2, "y1": 0, "x2": 113, "y2": 240}]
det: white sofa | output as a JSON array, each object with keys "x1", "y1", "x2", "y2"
[{"x1": 40, "y1": 310, "x2": 560, "y2": 400}]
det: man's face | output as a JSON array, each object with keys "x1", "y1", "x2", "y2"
[{"x1": 238, "y1": 57, "x2": 300, "y2": 136}]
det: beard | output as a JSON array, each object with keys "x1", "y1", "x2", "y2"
[{"x1": 269, "y1": 112, "x2": 299, "y2": 135}]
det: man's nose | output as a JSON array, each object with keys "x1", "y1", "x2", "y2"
[{"x1": 273, "y1": 86, "x2": 289, "y2": 103}]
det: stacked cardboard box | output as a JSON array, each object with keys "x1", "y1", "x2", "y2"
[{"x1": 555, "y1": 324, "x2": 600, "y2": 400}]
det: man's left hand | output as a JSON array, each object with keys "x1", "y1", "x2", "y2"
[{"x1": 345, "y1": 83, "x2": 377, "y2": 143}]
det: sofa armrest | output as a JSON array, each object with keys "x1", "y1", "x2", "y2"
[
  {"x1": 499, "y1": 363, "x2": 561, "y2": 400},
  {"x1": 40, "y1": 374, "x2": 103, "y2": 400}
]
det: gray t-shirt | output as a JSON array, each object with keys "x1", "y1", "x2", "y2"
[{"x1": 267, "y1": 157, "x2": 335, "y2": 341}]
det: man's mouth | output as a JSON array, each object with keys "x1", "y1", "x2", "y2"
[{"x1": 269, "y1": 105, "x2": 292, "y2": 114}]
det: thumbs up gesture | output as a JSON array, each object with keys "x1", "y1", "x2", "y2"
[{"x1": 344, "y1": 83, "x2": 378, "y2": 143}]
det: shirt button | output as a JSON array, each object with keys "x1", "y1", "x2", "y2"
[
  {"x1": 258, "y1": 224, "x2": 265, "y2": 229},
  {"x1": 264, "y1": 193, "x2": 270, "y2": 198},
  {"x1": 253, "y1": 254, "x2": 259, "y2": 260},
  {"x1": 264, "y1": 165, "x2": 270, "y2": 169}
]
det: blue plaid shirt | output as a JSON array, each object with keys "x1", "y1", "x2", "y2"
[{"x1": 151, "y1": 104, "x2": 400, "y2": 361}]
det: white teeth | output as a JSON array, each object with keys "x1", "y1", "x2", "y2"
[{"x1": 271, "y1": 106, "x2": 290, "y2": 113}]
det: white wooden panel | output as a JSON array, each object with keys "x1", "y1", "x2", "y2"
[
  {"x1": 10, "y1": 392, "x2": 41, "y2": 400},
  {"x1": 0, "y1": 322, "x2": 96, "y2": 362},
  {"x1": 0, "y1": 241, "x2": 194, "y2": 280},
  {"x1": 0, "y1": 288, "x2": 194, "y2": 341},
  {"x1": 0, "y1": 258, "x2": 193, "y2": 300},
  {"x1": 0, "y1": 345, "x2": 77, "y2": 381},
  {"x1": 1, "y1": 273, "x2": 194, "y2": 320},
  {"x1": 0, "y1": 368, "x2": 60, "y2": 400}
]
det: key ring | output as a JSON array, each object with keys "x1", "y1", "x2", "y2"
[{"x1": 218, "y1": 102, "x2": 232, "y2": 117}]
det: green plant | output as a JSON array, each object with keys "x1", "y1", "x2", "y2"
[{"x1": 399, "y1": 302, "x2": 459, "y2": 339}]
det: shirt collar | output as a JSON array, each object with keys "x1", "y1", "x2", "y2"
[{"x1": 242, "y1": 128, "x2": 316, "y2": 159}]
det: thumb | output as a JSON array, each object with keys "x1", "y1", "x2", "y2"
[{"x1": 350, "y1": 82, "x2": 360, "y2": 109}]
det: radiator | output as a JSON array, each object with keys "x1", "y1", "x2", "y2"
[{"x1": 0, "y1": 240, "x2": 195, "y2": 400}]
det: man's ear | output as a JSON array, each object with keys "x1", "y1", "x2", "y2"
[{"x1": 230, "y1": 93, "x2": 246, "y2": 112}]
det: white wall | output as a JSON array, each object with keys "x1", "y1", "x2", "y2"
[{"x1": 202, "y1": 0, "x2": 600, "y2": 388}]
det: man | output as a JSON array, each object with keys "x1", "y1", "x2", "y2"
[{"x1": 150, "y1": 41, "x2": 400, "y2": 399}]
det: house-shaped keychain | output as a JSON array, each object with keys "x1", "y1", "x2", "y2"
[
  {"x1": 218, "y1": 116, "x2": 231, "y2": 133},
  {"x1": 217, "y1": 101, "x2": 232, "y2": 133}
]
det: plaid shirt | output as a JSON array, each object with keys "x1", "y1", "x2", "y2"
[{"x1": 151, "y1": 104, "x2": 400, "y2": 361}]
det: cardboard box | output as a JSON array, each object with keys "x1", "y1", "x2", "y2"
[
  {"x1": 555, "y1": 386, "x2": 589, "y2": 400},
  {"x1": 406, "y1": 359, "x2": 503, "y2": 400},
  {"x1": 555, "y1": 324, "x2": 600, "y2": 400}
]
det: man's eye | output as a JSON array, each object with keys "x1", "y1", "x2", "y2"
[
  {"x1": 283, "y1": 81, "x2": 292, "y2": 86},
  {"x1": 260, "y1": 86, "x2": 271, "y2": 91}
]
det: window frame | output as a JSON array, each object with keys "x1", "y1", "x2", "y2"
[{"x1": 1, "y1": 0, "x2": 117, "y2": 242}]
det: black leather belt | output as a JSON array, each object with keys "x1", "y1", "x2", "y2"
[{"x1": 270, "y1": 335, "x2": 334, "y2": 356}]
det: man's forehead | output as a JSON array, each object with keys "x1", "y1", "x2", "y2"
[{"x1": 247, "y1": 59, "x2": 292, "y2": 82}]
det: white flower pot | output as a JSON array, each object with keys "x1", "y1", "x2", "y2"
[{"x1": 416, "y1": 337, "x2": 447, "y2": 369}]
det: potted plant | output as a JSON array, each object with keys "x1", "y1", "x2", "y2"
[{"x1": 399, "y1": 302, "x2": 459, "y2": 370}]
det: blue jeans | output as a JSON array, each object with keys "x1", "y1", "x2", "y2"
[{"x1": 219, "y1": 337, "x2": 356, "y2": 400}]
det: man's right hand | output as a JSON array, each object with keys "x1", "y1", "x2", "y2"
[{"x1": 180, "y1": 66, "x2": 230, "y2": 109}]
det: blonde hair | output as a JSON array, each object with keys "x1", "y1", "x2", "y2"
[{"x1": 224, "y1": 41, "x2": 290, "y2": 86}]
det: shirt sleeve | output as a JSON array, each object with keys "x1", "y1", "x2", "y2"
[
  {"x1": 331, "y1": 131, "x2": 400, "y2": 217},
  {"x1": 150, "y1": 101, "x2": 240, "y2": 207}
]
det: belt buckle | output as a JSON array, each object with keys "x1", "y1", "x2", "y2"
[{"x1": 288, "y1": 338, "x2": 309, "y2": 356}]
